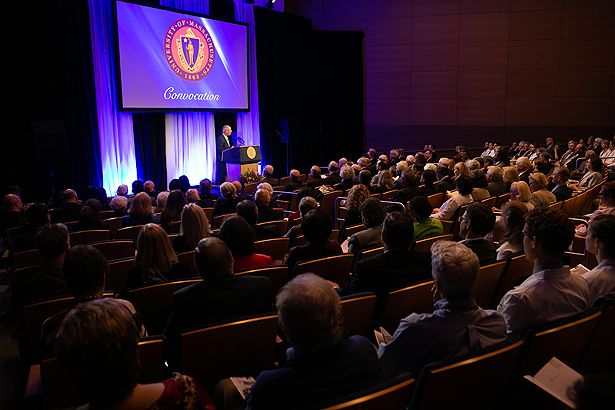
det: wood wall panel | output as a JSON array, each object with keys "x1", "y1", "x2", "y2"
[
  {"x1": 506, "y1": 69, "x2": 558, "y2": 98},
  {"x1": 286, "y1": 0, "x2": 615, "y2": 149},
  {"x1": 411, "y1": 15, "x2": 460, "y2": 44},
  {"x1": 461, "y1": 0, "x2": 510, "y2": 14},
  {"x1": 459, "y1": 41, "x2": 508, "y2": 70},
  {"x1": 460, "y1": 12, "x2": 509, "y2": 42},
  {"x1": 509, "y1": 9, "x2": 563, "y2": 40},
  {"x1": 411, "y1": 71, "x2": 459, "y2": 98},
  {"x1": 508, "y1": 39, "x2": 560, "y2": 69},
  {"x1": 458, "y1": 70, "x2": 507, "y2": 98}
]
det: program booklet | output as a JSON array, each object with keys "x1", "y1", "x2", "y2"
[
  {"x1": 373, "y1": 326, "x2": 393, "y2": 345},
  {"x1": 523, "y1": 357, "x2": 582, "y2": 409},
  {"x1": 230, "y1": 376, "x2": 256, "y2": 400}
]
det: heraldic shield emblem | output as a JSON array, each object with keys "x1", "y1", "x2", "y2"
[{"x1": 165, "y1": 19, "x2": 215, "y2": 81}]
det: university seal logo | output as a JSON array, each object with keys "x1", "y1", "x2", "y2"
[{"x1": 164, "y1": 19, "x2": 214, "y2": 81}]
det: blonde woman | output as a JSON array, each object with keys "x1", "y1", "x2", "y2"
[
  {"x1": 502, "y1": 166, "x2": 519, "y2": 191},
  {"x1": 453, "y1": 161, "x2": 470, "y2": 181},
  {"x1": 128, "y1": 224, "x2": 192, "y2": 288},
  {"x1": 509, "y1": 181, "x2": 534, "y2": 212},
  {"x1": 173, "y1": 204, "x2": 212, "y2": 253},
  {"x1": 121, "y1": 192, "x2": 155, "y2": 227},
  {"x1": 213, "y1": 181, "x2": 238, "y2": 217}
]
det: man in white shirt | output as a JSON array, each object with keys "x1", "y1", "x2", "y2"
[{"x1": 497, "y1": 208, "x2": 590, "y2": 335}]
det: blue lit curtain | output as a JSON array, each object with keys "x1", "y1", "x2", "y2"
[
  {"x1": 234, "y1": 1, "x2": 261, "y2": 150},
  {"x1": 161, "y1": 0, "x2": 217, "y2": 185},
  {"x1": 88, "y1": 0, "x2": 138, "y2": 196}
]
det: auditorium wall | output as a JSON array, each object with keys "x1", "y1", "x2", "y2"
[{"x1": 285, "y1": 0, "x2": 615, "y2": 153}]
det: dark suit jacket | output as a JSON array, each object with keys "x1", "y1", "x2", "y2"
[
  {"x1": 257, "y1": 205, "x2": 284, "y2": 223},
  {"x1": 163, "y1": 274, "x2": 273, "y2": 365},
  {"x1": 51, "y1": 202, "x2": 82, "y2": 223},
  {"x1": 551, "y1": 184, "x2": 573, "y2": 202},
  {"x1": 285, "y1": 240, "x2": 343, "y2": 276},
  {"x1": 323, "y1": 173, "x2": 342, "y2": 186},
  {"x1": 487, "y1": 181, "x2": 507, "y2": 196},
  {"x1": 262, "y1": 177, "x2": 280, "y2": 187},
  {"x1": 518, "y1": 171, "x2": 531, "y2": 184},
  {"x1": 460, "y1": 239, "x2": 496, "y2": 266},
  {"x1": 342, "y1": 248, "x2": 432, "y2": 322},
  {"x1": 216, "y1": 133, "x2": 233, "y2": 162},
  {"x1": 348, "y1": 225, "x2": 381, "y2": 255}
]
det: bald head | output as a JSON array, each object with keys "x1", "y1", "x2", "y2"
[
  {"x1": 62, "y1": 189, "x2": 78, "y2": 203},
  {"x1": 3, "y1": 194, "x2": 22, "y2": 211},
  {"x1": 255, "y1": 189, "x2": 271, "y2": 207},
  {"x1": 290, "y1": 169, "x2": 300, "y2": 179},
  {"x1": 195, "y1": 237, "x2": 234, "y2": 279},
  {"x1": 263, "y1": 165, "x2": 274, "y2": 177}
]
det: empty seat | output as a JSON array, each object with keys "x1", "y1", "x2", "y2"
[
  {"x1": 235, "y1": 265, "x2": 289, "y2": 299},
  {"x1": 295, "y1": 254, "x2": 355, "y2": 287},
  {"x1": 474, "y1": 261, "x2": 507, "y2": 309},
  {"x1": 321, "y1": 373, "x2": 415, "y2": 410},
  {"x1": 340, "y1": 293, "x2": 377, "y2": 338},
  {"x1": 69, "y1": 230, "x2": 111, "y2": 246},
  {"x1": 380, "y1": 281, "x2": 434, "y2": 333},
  {"x1": 253, "y1": 238, "x2": 289, "y2": 261},
  {"x1": 91, "y1": 240, "x2": 135, "y2": 261}
]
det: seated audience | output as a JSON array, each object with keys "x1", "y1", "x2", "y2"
[
  {"x1": 458, "y1": 203, "x2": 497, "y2": 266},
  {"x1": 570, "y1": 158, "x2": 604, "y2": 192},
  {"x1": 335, "y1": 165, "x2": 357, "y2": 191},
  {"x1": 342, "y1": 212, "x2": 431, "y2": 317},
  {"x1": 0, "y1": 194, "x2": 25, "y2": 237},
  {"x1": 409, "y1": 196, "x2": 443, "y2": 241},
  {"x1": 515, "y1": 157, "x2": 533, "y2": 184},
  {"x1": 581, "y1": 214, "x2": 615, "y2": 305},
  {"x1": 178, "y1": 175, "x2": 191, "y2": 194},
  {"x1": 284, "y1": 169, "x2": 306, "y2": 192},
  {"x1": 131, "y1": 179, "x2": 144, "y2": 195},
  {"x1": 163, "y1": 238, "x2": 272, "y2": 358},
  {"x1": 549, "y1": 166, "x2": 574, "y2": 202},
  {"x1": 244, "y1": 274, "x2": 383, "y2": 410},
  {"x1": 418, "y1": 169, "x2": 444, "y2": 197},
  {"x1": 255, "y1": 189, "x2": 284, "y2": 223},
  {"x1": 143, "y1": 180, "x2": 157, "y2": 198},
  {"x1": 377, "y1": 240, "x2": 507, "y2": 377},
  {"x1": 154, "y1": 191, "x2": 169, "y2": 213},
  {"x1": 323, "y1": 161, "x2": 342, "y2": 186},
  {"x1": 453, "y1": 162, "x2": 470, "y2": 182},
  {"x1": 160, "y1": 190, "x2": 187, "y2": 232},
  {"x1": 127, "y1": 224, "x2": 192, "y2": 289},
  {"x1": 284, "y1": 208, "x2": 342, "y2": 275},
  {"x1": 529, "y1": 172, "x2": 557, "y2": 210},
  {"x1": 347, "y1": 198, "x2": 386, "y2": 254},
  {"x1": 236, "y1": 200, "x2": 279, "y2": 240},
  {"x1": 497, "y1": 209, "x2": 590, "y2": 335},
  {"x1": 509, "y1": 181, "x2": 534, "y2": 212},
  {"x1": 173, "y1": 203, "x2": 212, "y2": 253},
  {"x1": 261, "y1": 164, "x2": 279, "y2": 187},
  {"x1": 10, "y1": 203, "x2": 49, "y2": 254},
  {"x1": 41, "y1": 245, "x2": 145, "y2": 356},
  {"x1": 116, "y1": 184, "x2": 129, "y2": 197},
  {"x1": 10, "y1": 223, "x2": 70, "y2": 308},
  {"x1": 56, "y1": 298, "x2": 214, "y2": 409},
  {"x1": 284, "y1": 196, "x2": 318, "y2": 247},
  {"x1": 393, "y1": 169, "x2": 421, "y2": 204},
  {"x1": 434, "y1": 165, "x2": 454, "y2": 191},
  {"x1": 110, "y1": 195, "x2": 128, "y2": 217},
  {"x1": 373, "y1": 169, "x2": 394, "y2": 192},
  {"x1": 213, "y1": 182, "x2": 239, "y2": 217},
  {"x1": 576, "y1": 181, "x2": 615, "y2": 236},
  {"x1": 122, "y1": 192, "x2": 156, "y2": 227},
  {"x1": 470, "y1": 172, "x2": 491, "y2": 202},
  {"x1": 340, "y1": 184, "x2": 370, "y2": 239},
  {"x1": 198, "y1": 178, "x2": 218, "y2": 208},
  {"x1": 219, "y1": 215, "x2": 274, "y2": 271},
  {"x1": 185, "y1": 188, "x2": 200, "y2": 204},
  {"x1": 496, "y1": 201, "x2": 527, "y2": 260},
  {"x1": 72, "y1": 199, "x2": 106, "y2": 232},
  {"x1": 51, "y1": 189, "x2": 82, "y2": 223},
  {"x1": 502, "y1": 166, "x2": 519, "y2": 192},
  {"x1": 486, "y1": 166, "x2": 507, "y2": 196},
  {"x1": 431, "y1": 176, "x2": 474, "y2": 220}
]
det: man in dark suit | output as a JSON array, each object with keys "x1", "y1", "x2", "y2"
[
  {"x1": 261, "y1": 165, "x2": 279, "y2": 187},
  {"x1": 341, "y1": 212, "x2": 432, "y2": 322},
  {"x1": 486, "y1": 166, "x2": 507, "y2": 196},
  {"x1": 549, "y1": 166, "x2": 574, "y2": 202},
  {"x1": 347, "y1": 198, "x2": 386, "y2": 255},
  {"x1": 216, "y1": 124, "x2": 234, "y2": 184},
  {"x1": 515, "y1": 157, "x2": 532, "y2": 184},
  {"x1": 50, "y1": 189, "x2": 82, "y2": 223},
  {"x1": 284, "y1": 169, "x2": 306, "y2": 192},
  {"x1": 255, "y1": 189, "x2": 284, "y2": 223},
  {"x1": 163, "y1": 237, "x2": 273, "y2": 364},
  {"x1": 458, "y1": 203, "x2": 496, "y2": 266}
]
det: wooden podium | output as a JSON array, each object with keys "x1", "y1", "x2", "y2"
[{"x1": 222, "y1": 145, "x2": 262, "y2": 183}]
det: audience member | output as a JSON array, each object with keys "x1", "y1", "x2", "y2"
[
  {"x1": 10, "y1": 203, "x2": 49, "y2": 253},
  {"x1": 127, "y1": 224, "x2": 191, "y2": 289},
  {"x1": 255, "y1": 189, "x2": 284, "y2": 223},
  {"x1": 418, "y1": 169, "x2": 444, "y2": 197},
  {"x1": 219, "y1": 216, "x2": 273, "y2": 271},
  {"x1": 185, "y1": 188, "x2": 200, "y2": 204},
  {"x1": 335, "y1": 165, "x2": 357, "y2": 191},
  {"x1": 236, "y1": 200, "x2": 278, "y2": 240},
  {"x1": 432, "y1": 176, "x2": 474, "y2": 220},
  {"x1": 377, "y1": 240, "x2": 507, "y2": 377},
  {"x1": 509, "y1": 181, "x2": 534, "y2": 212},
  {"x1": 116, "y1": 184, "x2": 129, "y2": 197},
  {"x1": 284, "y1": 196, "x2": 318, "y2": 247},
  {"x1": 121, "y1": 192, "x2": 156, "y2": 227},
  {"x1": 213, "y1": 182, "x2": 239, "y2": 217},
  {"x1": 154, "y1": 191, "x2": 169, "y2": 213},
  {"x1": 347, "y1": 198, "x2": 386, "y2": 254},
  {"x1": 244, "y1": 274, "x2": 383, "y2": 410},
  {"x1": 198, "y1": 178, "x2": 218, "y2": 207},
  {"x1": 178, "y1": 175, "x2": 191, "y2": 194},
  {"x1": 502, "y1": 166, "x2": 519, "y2": 191},
  {"x1": 581, "y1": 214, "x2": 615, "y2": 305},
  {"x1": 163, "y1": 237, "x2": 272, "y2": 362},
  {"x1": 497, "y1": 209, "x2": 590, "y2": 335},
  {"x1": 529, "y1": 172, "x2": 557, "y2": 209},
  {"x1": 570, "y1": 158, "x2": 604, "y2": 192},
  {"x1": 131, "y1": 179, "x2": 144, "y2": 195},
  {"x1": 160, "y1": 190, "x2": 187, "y2": 232},
  {"x1": 409, "y1": 196, "x2": 443, "y2": 241},
  {"x1": 393, "y1": 169, "x2": 421, "y2": 204},
  {"x1": 73, "y1": 199, "x2": 106, "y2": 232},
  {"x1": 173, "y1": 203, "x2": 212, "y2": 253},
  {"x1": 261, "y1": 165, "x2": 279, "y2": 187},
  {"x1": 284, "y1": 209, "x2": 342, "y2": 275},
  {"x1": 549, "y1": 166, "x2": 573, "y2": 202},
  {"x1": 470, "y1": 172, "x2": 491, "y2": 201},
  {"x1": 51, "y1": 189, "x2": 82, "y2": 223},
  {"x1": 515, "y1": 157, "x2": 533, "y2": 184},
  {"x1": 340, "y1": 184, "x2": 370, "y2": 239},
  {"x1": 0, "y1": 194, "x2": 25, "y2": 236},
  {"x1": 56, "y1": 298, "x2": 214, "y2": 409},
  {"x1": 10, "y1": 224, "x2": 70, "y2": 307},
  {"x1": 285, "y1": 169, "x2": 305, "y2": 192},
  {"x1": 496, "y1": 201, "x2": 527, "y2": 260},
  {"x1": 485, "y1": 166, "x2": 506, "y2": 197},
  {"x1": 458, "y1": 203, "x2": 496, "y2": 266}
]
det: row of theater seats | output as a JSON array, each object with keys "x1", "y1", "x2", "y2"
[{"x1": 32, "y1": 289, "x2": 615, "y2": 409}]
